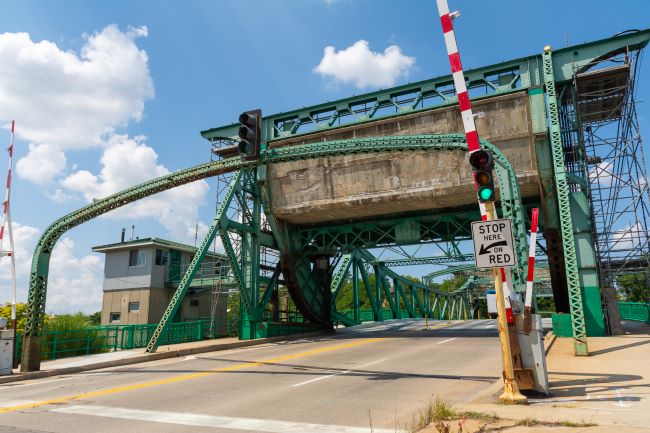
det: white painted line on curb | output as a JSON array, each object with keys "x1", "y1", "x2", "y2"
[
  {"x1": 291, "y1": 359, "x2": 386, "y2": 388},
  {"x1": 52, "y1": 404, "x2": 396, "y2": 433},
  {"x1": 437, "y1": 338, "x2": 457, "y2": 345}
]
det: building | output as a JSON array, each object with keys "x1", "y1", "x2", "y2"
[{"x1": 92, "y1": 237, "x2": 231, "y2": 334}]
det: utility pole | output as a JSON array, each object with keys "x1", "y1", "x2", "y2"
[{"x1": 435, "y1": 0, "x2": 527, "y2": 404}]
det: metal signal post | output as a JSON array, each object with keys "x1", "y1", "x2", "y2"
[{"x1": 436, "y1": 0, "x2": 527, "y2": 404}]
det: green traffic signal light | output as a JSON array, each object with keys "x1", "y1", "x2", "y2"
[{"x1": 478, "y1": 186, "x2": 494, "y2": 201}]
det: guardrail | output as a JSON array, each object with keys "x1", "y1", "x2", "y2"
[
  {"x1": 618, "y1": 302, "x2": 650, "y2": 323},
  {"x1": 14, "y1": 318, "x2": 223, "y2": 364}
]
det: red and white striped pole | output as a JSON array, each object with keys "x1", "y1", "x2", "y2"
[
  {"x1": 435, "y1": 0, "x2": 527, "y2": 404},
  {"x1": 437, "y1": 0, "x2": 518, "y2": 323},
  {"x1": 0, "y1": 120, "x2": 17, "y2": 367},
  {"x1": 523, "y1": 208, "x2": 539, "y2": 332}
]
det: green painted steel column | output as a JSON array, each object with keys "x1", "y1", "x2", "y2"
[
  {"x1": 542, "y1": 47, "x2": 589, "y2": 355},
  {"x1": 570, "y1": 192, "x2": 606, "y2": 336},
  {"x1": 352, "y1": 258, "x2": 360, "y2": 324}
]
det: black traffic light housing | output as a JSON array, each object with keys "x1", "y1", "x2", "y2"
[
  {"x1": 469, "y1": 149, "x2": 495, "y2": 202},
  {"x1": 238, "y1": 109, "x2": 262, "y2": 161}
]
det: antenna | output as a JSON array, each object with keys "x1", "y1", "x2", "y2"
[{"x1": 0, "y1": 120, "x2": 17, "y2": 368}]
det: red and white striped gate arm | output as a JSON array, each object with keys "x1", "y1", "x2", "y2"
[
  {"x1": 524, "y1": 208, "x2": 539, "y2": 309},
  {"x1": 0, "y1": 120, "x2": 14, "y2": 250},
  {"x1": 436, "y1": 0, "x2": 517, "y2": 323},
  {"x1": 436, "y1": 0, "x2": 481, "y2": 155}
]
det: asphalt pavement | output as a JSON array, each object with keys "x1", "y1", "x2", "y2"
[{"x1": 0, "y1": 319, "x2": 502, "y2": 433}]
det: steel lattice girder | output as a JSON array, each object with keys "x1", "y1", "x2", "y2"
[
  {"x1": 542, "y1": 48, "x2": 589, "y2": 356},
  {"x1": 21, "y1": 133, "x2": 526, "y2": 371},
  {"x1": 201, "y1": 31, "x2": 650, "y2": 143},
  {"x1": 330, "y1": 248, "x2": 475, "y2": 324}
]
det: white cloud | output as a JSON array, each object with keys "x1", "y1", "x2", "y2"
[
  {"x1": 47, "y1": 237, "x2": 103, "y2": 313},
  {"x1": 610, "y1": 222, "x2": 647, "y2": 252},
  {"x1": 16, "y1": 143, "x2": 67, "y2": 185},
  {"x1": 0, "y1": 222, "x2": 40, "y2": 283},
  {"x1": 0, "y1": 222, "x2": 103, "y2": 313},
  {"x1": 314, "y1": 40, "x2": 415, "y2": 89},
  {"x1": 588, "y1": 161, "x2": 613, "y2": 186},
  {"x1": 0, "y1": 25, "x2": 154, "y2": 182},
  {"x1": 48, "y1": 188, "x2": 74, "y2": 203},
  {"x1": 0, "y1": 25, "x2": 153, "y2": 149},
  {"x1": 62, "y1": 134, "x2": 210, "y2": 243}
]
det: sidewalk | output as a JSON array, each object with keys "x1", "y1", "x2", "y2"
[
  {"x1": 1, "y1": 330, "x2": 331, "y2": 384},
  {"x1": 452, "y1": 320, "x2": 650, "y2": 432}
]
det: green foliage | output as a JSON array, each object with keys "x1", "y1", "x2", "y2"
[
  {"x1": 437, "y1": 274, "x2": 467, "y2": 293},
  {"x1": 0, "y1": 302, "x2": 28, "y2": 330},
  {"x1": 616, "y1": 269, "x2": 650, "y2": 302},
  {"x1": 88, "y1": 311, "x2": 102, "y2": 326},
  {"x1": 334, "y1": 274, "x2": 377, "y2": 311}
]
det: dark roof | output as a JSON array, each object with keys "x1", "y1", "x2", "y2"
[{"x1": 92, "y1": 237, "x2": 226, "y2": 258}]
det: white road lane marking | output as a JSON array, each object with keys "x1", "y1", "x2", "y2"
[
  {"x1": 0, "y1": 377, "x2": 73, "y2": 389},
  {"x1": 291, "y1": 359, "x2": 386, "y2": 388},
  {"x1": 437, "y1": 338, "x2": 457, "y2": 345},
  {"x1": 52, "y1": 404, "x2": 396, "y2": 433}
]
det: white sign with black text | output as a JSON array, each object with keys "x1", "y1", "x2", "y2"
[{"x1": 471, "y1": 218, "x2": 517, "y2": 269}]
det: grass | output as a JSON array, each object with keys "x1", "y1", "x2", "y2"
[
  {"x1": 406, "y1": 397, "x2": 597, "y2": 433},
  {"x1": 406, "y1": 397, "x2": 499, "y2": 433},
  {"x1": 516, "y1": 417, "x2": 598, "y2": 428}
]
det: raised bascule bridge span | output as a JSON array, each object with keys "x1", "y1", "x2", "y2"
[{"x1": 20, "y1": 30, "x2": 650, "y2": 371}]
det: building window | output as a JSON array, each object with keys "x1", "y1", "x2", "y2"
[
  {"x1": 128, "y1": 302, "x2": 140, "y2": 313},
  {"x1": 110, "y1": 312, "x2": 121, "y2": 323},
  {"x1": 155, "y1": 249, "x2": 169, "y2": 266},
  {"x1": 129, "y1": 249, "x2": 146, "y2": 267},
  {"x1": 190, "y1": 299, "x2": 199, "y2": 307}
]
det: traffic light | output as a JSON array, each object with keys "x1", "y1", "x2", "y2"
[
  {"x1": 237, "y1": 109, "x2": 262, "y2": 161},
  {"x1": 469, "y1": 149, "x2": 495, "y2": 202}
]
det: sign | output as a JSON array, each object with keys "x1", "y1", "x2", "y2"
[{"x1": 471, "y1": 218, "x2": 517, "y2": 269}]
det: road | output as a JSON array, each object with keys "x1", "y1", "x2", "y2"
[{"x1": 0, "y1": 320, "x2": 501, "y2": 433}]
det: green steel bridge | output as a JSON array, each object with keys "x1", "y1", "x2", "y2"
[{"x1": 20, "y1": 30, "x2": 650, "y2": 371}]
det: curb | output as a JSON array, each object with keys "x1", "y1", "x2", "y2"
[{"x1": 0, "y1": 329, "x2": 332, "y2": 384}]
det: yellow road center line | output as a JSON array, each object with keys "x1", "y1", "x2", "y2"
[{"x1": 0, "y1": 337, "x2": 384, "y2": 414}]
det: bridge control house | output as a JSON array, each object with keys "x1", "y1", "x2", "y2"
[{"x1": 92, "y1": 237, "x2": 229, "y2": 333}]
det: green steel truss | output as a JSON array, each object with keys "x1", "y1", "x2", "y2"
[
  {"x1": 201, "y1": 31, "x2": 650, "y2": 143},
  {"x1": 21, "y1": 133, "x2": 524, "y2": 370},
  {"x1": 331, "y1": 249, "x2": 477, "y2": 324},
  {"x1": 542, "y1": 48, "x2": 588, "y2": 355},
  {"x1": 22, "y1": 31, "x2": 650, "y2": 369}
]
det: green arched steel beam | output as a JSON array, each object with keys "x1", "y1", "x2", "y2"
[{"x1": 21, "y1": 133, "x2": 526, "y2": 371}]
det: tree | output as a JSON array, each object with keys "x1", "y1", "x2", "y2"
[
  {"x1": 0, "y1": 302, "x2": 28, "y2": 330},
  {"x1": 616, "y1": 269, "x2": 650, "y2": 302},
  {"x1": 88, "y1": 311, "x2": 102, "y2": 326}
]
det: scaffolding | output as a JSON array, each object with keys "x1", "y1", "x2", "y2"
[
  {"x1": 575, "y1": 47, "x2": 650, "y2": 293},
  {"x1": 552, "y1": 39, "x2": 650, "y2": 334}
]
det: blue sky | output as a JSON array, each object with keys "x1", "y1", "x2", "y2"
[{"x1": 0, "y1": 0, "x2": 648, "y2": 313}]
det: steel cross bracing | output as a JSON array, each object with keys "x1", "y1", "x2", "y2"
[
  {"x1": 542, "y1": 48, "x2": 589, "y2": 355},
  {"x1": 578, "y1": 50, "x2": 650, "y2": 289},
  {"x1": 330, "y1": 248, "x2": 477, "y2": 324}
]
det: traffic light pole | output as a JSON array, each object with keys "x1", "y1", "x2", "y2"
[
  {"x1": 436, "y1": 0, "x2": 527, "y2": 404},
  {"x1": 485, "y1": 201, "x2": 527, "y2": 404}
]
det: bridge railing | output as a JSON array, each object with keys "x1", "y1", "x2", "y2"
[
  {"x1": 14, "y1": 319, "x2": 221, "y2": 364},
  {"x1": 618, "y1": 302, "x2": 650, "y2": 323}
]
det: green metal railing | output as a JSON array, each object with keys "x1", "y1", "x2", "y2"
[
  {"x1": 618, "y1": 302, "x2": 650, "y2": 323},
  {"x1": 14, "y1": 319, "x2": 222, "y2": 364}
]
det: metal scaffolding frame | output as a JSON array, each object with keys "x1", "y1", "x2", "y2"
[{"x1": 576, "y1": 49, "x2": 650, "y2": 291}]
